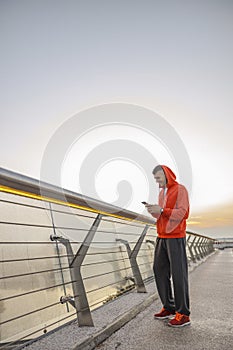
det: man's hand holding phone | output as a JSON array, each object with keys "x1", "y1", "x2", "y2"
[{"x1": 142, "y1": 201, "x2": 161, "y2": 215}]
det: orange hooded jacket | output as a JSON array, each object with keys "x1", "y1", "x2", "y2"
[{"x1": 153, "y1": 165, "x2": 189, "y2": 239}]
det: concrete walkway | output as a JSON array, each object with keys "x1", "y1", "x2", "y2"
[
  {"x1": 21, "y1": 250, "x2": 233, "y2": 350},
  {"x1": 98, "y1": 249, "x2": 233, "y2": 350}
]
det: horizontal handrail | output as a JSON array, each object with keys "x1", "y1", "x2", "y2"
[
  {"x1": 186, "y1": 230, "x2": 215, "y2": 241},
  {"x1": 0, "y1": 167, "x2": 155, "y2": 225}
]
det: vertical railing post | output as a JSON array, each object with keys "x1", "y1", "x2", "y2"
[
  {"x1": 188, "y1": 236, "x2": 197, "y2": 263},
  {"x1": 198, "y1": 237, "x2": 205, "y2": 259},
  {"x1": 203, "y1": 238, "x2": 208, "y2": 256},
  {"x1": 116, "y1": 225, "x2": 149, "y2": 293},
  {"x1": 51, "y1": 213, "x2": 103, "y2": 326},
  {"x1": 197, "y1": 237, "x2": 204, "y2": 259},
  {"x1": 208, "y1": 239, "x2": 214, "y2": 253},
  {"x1": 69, "y1": 213, "x2": 103, "y2": 326},
  {"x1": 201, "y1": 238, "x2": 206, "y2": 257},
  {"x1": 186, "y1": 235, "x2": 192, "y2": 264},
  {"x1": 193, "y1": 237, "x2": 202, "y2": 260}
]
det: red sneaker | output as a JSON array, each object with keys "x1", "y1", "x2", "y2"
[
  {"x1": 154, "y1": 307, "x2": 175, "y2": 320},
  {"x1": 168, "y1": 312, "x2": 191, "y2": 327}
]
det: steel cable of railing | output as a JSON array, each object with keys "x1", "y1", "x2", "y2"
[
  {"x1": 0, "y1": 254, "x2": 74, "y2": 263},
  {"x1": 0, "y1": 301, "x2": 61, "y2": 326},
  {"x1": 0, "y1": 222, "x2": 152, "y2": 238},
  {"x1": 0, "y1": 262, "x2": 135, "y2": 303},
  {"x1": 0, "y1": 198, "x2": 153, "y2": 229},
  {"x1": 0, "y1": 311, "x2": 78, "y2": 350},
  {"x1": 0, "y1": 266, "x2": 70, "y2": 280},
  {"x1": 0, "y1": 251, "x2": 128, "y2": 265},
  {"x1": 1, "y1": 197, "x2": 154, "y2": 232},
  {"x1": 0, "y1": 279, "x2": 74, "y2": 302},
  {"x1": 0, "y1": 256, "x2": 134, "y2": 281},
  {"x1": 0, "y1": 273, "x2": 136, "y2": 328},
  {"x1": 86, "y1": 277, "x2": 134, "y2": 295}
]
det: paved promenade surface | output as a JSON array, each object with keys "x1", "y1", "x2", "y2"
[
  {"x1": 98, "y1": 249, "x2": 233, "y2": 350},
  {"x1": 22, "y1": 250, "x2": 233, "y2": 350}
]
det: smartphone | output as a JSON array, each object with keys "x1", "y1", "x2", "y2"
[{"x1": 141, "y1": 201, "x2": 148, "y2": 205}]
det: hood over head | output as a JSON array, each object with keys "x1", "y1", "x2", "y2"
[{"x1": 161, "y1": 165, "x2": 177, "y2": 188}]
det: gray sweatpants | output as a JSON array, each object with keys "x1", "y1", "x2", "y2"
[{"x1": 153, "y1": 237, "x2": 190, "y2": 316}]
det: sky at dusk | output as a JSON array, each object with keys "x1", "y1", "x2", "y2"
[{"x1": 1, "y1": 0, "x2": 233, "y2": 238}]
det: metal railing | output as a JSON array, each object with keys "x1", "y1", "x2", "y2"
[
  {"x1": 213, "y1": 238, "x2": 233, "y2": 249},
  {"x1": 0, "y1": 168, "x2": 215, "y2": 349}
]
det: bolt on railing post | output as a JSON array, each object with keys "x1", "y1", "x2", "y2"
[{"x1": 116, "y1": 225, "x2": 149, "y2": 293}]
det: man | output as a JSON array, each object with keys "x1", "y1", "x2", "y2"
[{"x1": 146, "y1": 165, "x2": 190, "y2": 327}]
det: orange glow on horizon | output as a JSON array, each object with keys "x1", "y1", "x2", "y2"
[{"x1": 188, "y1": 202, "x2": 233, "y2": 231}]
